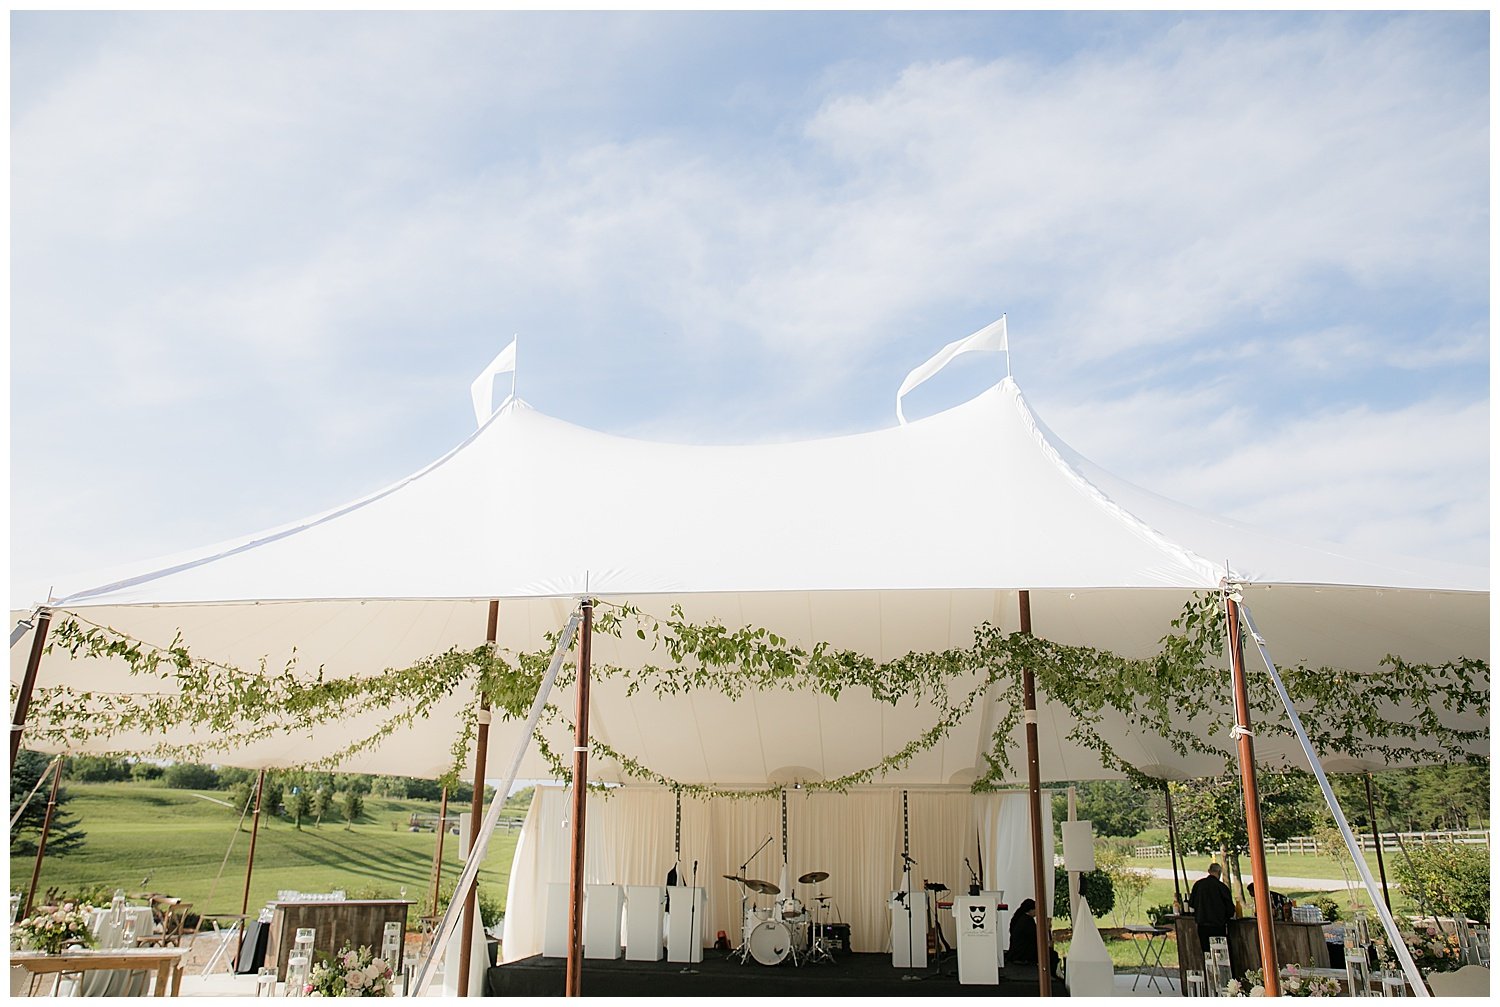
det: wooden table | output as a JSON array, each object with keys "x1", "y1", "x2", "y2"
[
  {"x1": 1170, "y1": 914, "x2": 1331, "y2": 992},
  {"x1": 11, "y1": 947, "x2": 189, "y2": 996},
  {"x1": 265, "y1": 899, "x2": 413, "y2": 979}
]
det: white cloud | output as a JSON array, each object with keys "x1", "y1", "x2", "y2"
[
  {"x1": 1045, "y1": 392, "x2": 1489, "y2": 566},
  {"x1": 9, "y1": 13, "x2": 1488, "y2": 595}
]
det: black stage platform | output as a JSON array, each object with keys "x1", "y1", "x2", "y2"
[{"x1": 486, "y1": 950, "x2": 1067, "y2": 997}]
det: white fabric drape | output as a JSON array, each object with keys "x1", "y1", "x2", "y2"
[
  {"x1": 502, "y1": 786, "x2": 1055, "y2": 962},
  {"x1": 977, "y1": 791, "x2": 1055, "y2": 930},
  {"x1": 907, "y1": 791, "x2": 977, "y2": 947},
  {"x1": 786, "y1": 789, "x2": 900, "y2": 953}
]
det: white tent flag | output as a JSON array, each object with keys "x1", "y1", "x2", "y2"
[
  {"x1": 896, "y1": 316, "x2": 1008, "y2": 425},
  {"x1": 469, "y1": 338, "x2": 518, "y2": 426}
]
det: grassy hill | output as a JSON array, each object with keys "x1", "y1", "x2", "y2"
[{"x1": 10, "y1": 782, "x2": 521, "y2": 919}]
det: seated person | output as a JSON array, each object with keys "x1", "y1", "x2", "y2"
[{"x1": 1008, "y1": 898, "x2": 1062, "y2": 979}]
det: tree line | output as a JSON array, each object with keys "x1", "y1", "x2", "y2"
[
  {"x1": 9, "y1": 751, "x2": 500, "y2": 856},
  {"x1": 1053, "y1": 763, "x2": 1489, "y2": 843}
]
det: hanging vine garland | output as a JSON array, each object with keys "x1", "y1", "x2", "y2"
[{"x1": 28, "y1": 591, "x2": 1488, "y2": 797}]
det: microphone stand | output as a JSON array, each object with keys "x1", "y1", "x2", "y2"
[
  {"x1": 899, "y1": 852, "x2": 922, "y2": 981},
  {"x1": 680, "y1": 860, "x2": 699, "y2": 974},
  {"x1": 730, "y1": 837, "x2": 775, "y2": 963}
]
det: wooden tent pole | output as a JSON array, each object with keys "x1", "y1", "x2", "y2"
[
  {"x1": 11, "y1": 610, "x2": 52, "y2": 767},
  {"x1": 240, "y1": 768, "x2": 267, "y2": 919},
  {"x1": 1018, "y1": 590, "x2": 1053, "y2": 996},
  {"x1": 1225, "y1": 594, "x2": 1279, "y2": 995},
  {"x1": 21, "y1": 755, "x2": 63, "y2": 918},
  {"x1": 565, "y1": 599, "x2": 594, "y2": 997},
  {"x1": 1363, "y1": 772, "x2": 1392, "y2": 911},
  {"x1": 1164, "y1": 781, "x2": 1184, "y2": 909},
  {"x1": 430, "y1": 786, "x2": 450, "y2": 917},
  {"x1": 457, "y1": 600, "x2": 499, "y2": 997}
]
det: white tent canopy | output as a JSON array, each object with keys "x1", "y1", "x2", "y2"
[{"x1": 12, "y1": 374, "x2": 1488, "y2": 784}]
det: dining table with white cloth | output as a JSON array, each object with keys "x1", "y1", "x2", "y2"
[{"x1": 81, "y1": 905, "x2": 160, "y2": 995}]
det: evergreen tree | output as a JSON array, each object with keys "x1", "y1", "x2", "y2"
[
  {"x1": 286, "y1": 787, "x2": 313, "y2": 829},
  {"x1": 339, "y1": 790, "x2": 364, "y2": 829},
  {"x1": 311, "y1": 787, "x2": 334, "y2": 827},
  {"x1": 10, "y1": 750, "x2": 87, "y2": 856}
]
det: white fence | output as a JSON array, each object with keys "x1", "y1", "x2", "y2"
[{"x1": 1134, "y1": 830, "x2": 1489, "y2": 858}]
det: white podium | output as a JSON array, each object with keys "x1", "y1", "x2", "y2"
[
  {"x1": 624, "y1": 886, "x2": 666, "y2": 962},
  {"x1": 952, "y1": 895, "x2": 999, "y2": 985},
  {"x1": 665, "y1": 886, "x2": 706, "y2": 963},
  {"x1": 543, "y1": 882, "x2": 569, "y2": 958},
  {"x1": 888, "y1": 890, "x2": 928, "y2": 968},
  {"x1": 584, "y1": 884, "x2": 623, "y2": 960}
]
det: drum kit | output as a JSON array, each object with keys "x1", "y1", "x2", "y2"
[{"x1": 724, "y1": 870, "x2": 838, "y2": 967}]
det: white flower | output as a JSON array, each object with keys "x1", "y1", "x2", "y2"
[
  {"x1": 345, "y1": 969, "x2": 367, "y2": 990},
  {"x1": 1249, "y1": 984, "x2": 1266, "y2": 996}
]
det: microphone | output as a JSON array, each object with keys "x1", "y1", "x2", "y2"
[{"x1": 900, "y1": 852, "x2": 918, "y2": 865}]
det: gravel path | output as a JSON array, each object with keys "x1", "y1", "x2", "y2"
[{"x1": 1140, "y1": 867, "x2": 1376, "y2": 892}]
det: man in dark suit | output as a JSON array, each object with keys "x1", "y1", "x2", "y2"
[{"x1": 1188, "y1": 863, "x2": 1236, "y2": 972}]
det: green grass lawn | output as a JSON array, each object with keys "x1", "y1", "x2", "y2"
[{"x1": 10, "y1": 782, "x2": 520, "y2": 918}]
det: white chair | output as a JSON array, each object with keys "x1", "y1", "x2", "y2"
[
  {"x1": 1469, "y1": 926, "x2": 1490, "y2": 967},
  {"x1": 1426, "y1": 964, "x2": 1489, "y2": 997},
  {"x1": 198, "y1": 915, "x2": 244, "y2": 975}
]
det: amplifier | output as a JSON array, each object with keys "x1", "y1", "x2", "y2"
[{"x1": 823, "y1": 923, "x2": 851, "y2": 952}]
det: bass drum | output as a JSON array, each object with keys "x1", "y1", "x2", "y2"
[{"x1": 748, "y1": 919, "x2": 793, "y2": 965}]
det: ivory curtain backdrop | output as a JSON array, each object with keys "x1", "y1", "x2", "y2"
[{"x1": 500, "y1": 786, "x2": 1051, "y2": 962}]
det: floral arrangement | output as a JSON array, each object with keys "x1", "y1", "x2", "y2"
[
  {"x1": 1394, "y1": 924, "x2": 1463, "y2": 974},
  {"x1": 12, "y1": 902, "x2": 95, "y2": 955},
  {"x1": 307, "y1": 943, "x2": 395, "y2": 997},
  {"x1": 1225, "y1": 966, "x2": 1340, "y2": 997}
]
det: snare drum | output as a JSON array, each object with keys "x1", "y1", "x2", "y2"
[{"x1": 778, "y1": 897, "x2": 804, "y2": 921}]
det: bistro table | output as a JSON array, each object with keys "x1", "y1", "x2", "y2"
[
  {"x1": 1123, "y1": 924, "x2": 1172, "y2": 992},
  {"x1": 12, "y1": 947, "x2": 189, "y2": 997}
]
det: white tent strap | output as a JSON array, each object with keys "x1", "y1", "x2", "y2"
[
  {"x1": 9, "y1": 755, "x2": 61, "y2": 828},
  {"x1": 10, "y1": 610, "x2": 40, "y2": 649},
  {"x1": 1238, "y1": 600, "x2": 1430, "y2": 997},
  {"x1": 411, "y1": 606, "x2": 582, "y2": 997}
]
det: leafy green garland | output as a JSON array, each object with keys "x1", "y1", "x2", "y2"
[{"x1": 30, "y1": 591, "x2": 1489, "y2": 799}]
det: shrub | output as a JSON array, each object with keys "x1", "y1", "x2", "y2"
[
  {"x1": 1053, "y1": 865, "x2": 1114, "y2": 920},
  {"x1": 426, "y1": 880, "x2": 504, "y2": 929},
  {"x1": 162, "y1": 762, "x2": 220, "y2": 789},
  {"x1": 67, "y1": 755, "x2": 131, "y2": 782},
  {"x1": 1307, "y1": 896, "x2": 1341, "y2": 922},
  {"x1": 129, "y1": 761, "x2": 164, "y2": 782},
  {"x1": 1392, "y1": 842, "x2": 1489, "y2": 924},
  {"x1": 217, "y1": 766, "x2": 255, "y2": 787}
]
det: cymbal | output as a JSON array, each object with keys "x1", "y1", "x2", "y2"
[
  {"x1": 798, "y1": 871, "x2": 830, "y2": 885},
  {"x1": 723, "y1": 874, "x2": 746, "y2": 884},
  {"x1": 743, "y1": 879, "x2": 780, "y2": 895}
]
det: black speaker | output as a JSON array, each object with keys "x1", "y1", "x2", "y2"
[{"x1": 824, "y1": 923, "x2": 851, "y2": 952}]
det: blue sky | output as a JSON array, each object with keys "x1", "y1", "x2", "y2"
[{"x1": 8, "y1": 11, "x2": 1490, "y2": 602}]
